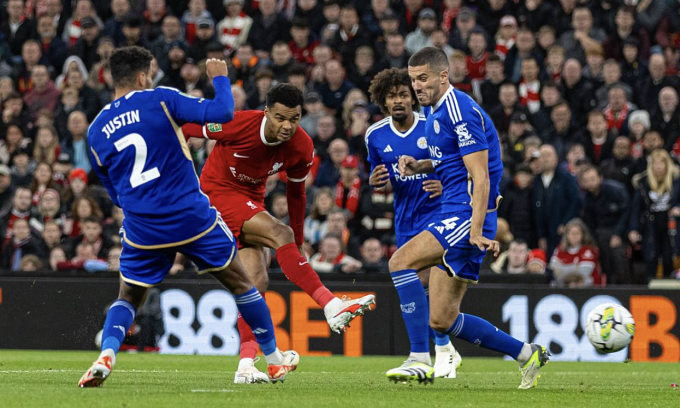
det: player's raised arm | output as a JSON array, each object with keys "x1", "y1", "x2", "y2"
[{"x1": 160, "y1": 58, "x2": 235, "y2": 125}]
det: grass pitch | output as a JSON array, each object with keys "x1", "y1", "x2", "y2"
[{"x1": 0, "y1": 350, "x2": 678, "y2": 408}]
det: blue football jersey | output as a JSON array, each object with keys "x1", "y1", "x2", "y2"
[
  {"x1": 425, "y1": 86, "x2": 503, "y2": 213},
  {"x1": 88, "y1": 76, "x2": 235, "y2": 248},
  {"x1": 365, "y1": 112, "x2": 442, "y2": 237}
]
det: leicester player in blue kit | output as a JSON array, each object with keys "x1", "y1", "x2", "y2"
[
  {"x1": 79, "y1": 47, "x2": 297, "y2": 387},
  {"x1": 387, "y1": 48, "x2": 550, "y2": 388},
  {"x1": 365, "y1": 68, "x2": 462, "y2": 379}
]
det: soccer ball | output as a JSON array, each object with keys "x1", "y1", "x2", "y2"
[{"x1": 585, "y1": 303, "x2": 635, "y2": 354}]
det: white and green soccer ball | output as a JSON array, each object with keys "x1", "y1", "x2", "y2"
[{"x1": 586, "y1": 303, "x2": 635, "y2": 354}]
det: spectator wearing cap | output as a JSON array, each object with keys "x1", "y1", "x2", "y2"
[
  {"x1": 635, "y1": 54, "x2": 680, "y2": 115},
  {"x1": 61, "y1": 111, "x2": 91, "y2": 173},
  {"x1": 499, "y1": 165, "x2": 537, "y2": 247},
  {"x1": 36, "y1": 14, "x2": 69, "y2": 73},
  {"x1": 142, "y1": 0, "x2": 170, "y2": 43},
  {"x1": 217, "y1": 0, "x2": 252, "y2": 51},
  {"x1": 122, "y1": 15, "x2": 148, "y2": 48},
  {"x1": 0, "y1": 186, "x2": 32, "y2": 250},
  {"x1": 652, "y1": 87, "x2": 680, "y2": 150},
  {"x1": 103, "y1": 0, "x2": 131, "y2": 46},
  {"x1": 151, "y1": 15, "x2": 188, "y2": 73},
  {"x1": 604, "y1": 7, "x2": 651, "y2": 64},
  {"x1": 62, "y1": 0, "x2": 104, "y2": 49},
  {"x1": 579, "y1": 111, "x2": 615, "y2": 165},
  {"x1": 289, "y1": 17, "x2": 319, "y2": 65},
  {"x1": 0, "y1": 217, "x2": 45, "y2": 271},
  {"x1": 330, "y1": 5, "x2": 371, "y2": 65},
  {"x1": 494, "y1": 15, "x2": 517, "y2": 61},
  {"x1": 335, "y1": 155, "x2": 363, "y2": 220},
  {"x1": 533, "y1": 144, "x2": 582, "y2": 257},
  {"x1": 558, "y1": 7, "x2": 606, "y2": 65},
  {"x1": 527, "y1": 249, "x2": 547, "y2": 275},
  {"x1": 0, "y1": 0, "x2": 36, "y2": 57},
  {"x1": 246, "y1": 69, "x2": 274, "y2": 110},
  {"x1": 480, "y1": 54, "x2": 509, "y2": 110},
  {"x1": 517, "y1": 0, "x2": 554, "y2": 33},
  {"x1": 248, "y1": 0, "x2": 291, "y2": 58},
  {"x1": 61, "y1": 166, "x2": 113, "y2": 219},
  {"x1": 23, "y1": 66, "x2": 61, "y2": 122},
  {"x1": 181, "y1": 0, "x2": 213, "y2": 45},
  {"x1": 0, "y1": 164, "x2": 14, "y2": 217},
  {"x1": 187, "y1": 19, "x2": 216, "y2": 62},
  {"x1": 405, "y1": 8, "x2": 436, "y2": 55},
  {"x1": 449, "y1": 7, "x2": 478, "y2": 53},
  {"x1": 580, "y1": 164, "x2": 631, "y2": 284},
  {"x1": 373, "y1": 10, "x2": 400, "y2": 58}
]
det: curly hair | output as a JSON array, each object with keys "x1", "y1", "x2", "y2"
[
  {"x1": 109, "y1": 46, "x2": 153, "y2": 88},
  {"x1": 266, "y1": 83, "x2": 303, "y2": 109},
  {"x1": 368, "y1": 68, "x2": 419, "y2": 116}
]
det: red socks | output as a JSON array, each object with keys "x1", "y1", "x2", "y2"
[
  {"x1": 237, "y1": 313, "x2": 258, "y2": 360},
  {"x1": 275, "y1": 242, "x2": 335, "y2": 308}
]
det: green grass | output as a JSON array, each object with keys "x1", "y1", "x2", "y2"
[{"x1": 0, "y1": 350, "x2": 679, "y2": 408}]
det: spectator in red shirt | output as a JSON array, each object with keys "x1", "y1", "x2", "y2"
[
  {"x1": 23, "y1": 65, "x2": 61, "y2": 121},
  {"x1": 335, "y1": 155, "x2": 362, "y2": 220},
  {"x1": 449, "y1": 50, "x2": 474, "y2": 97},
  {"x1": 549, "y1": 218, "x2": 602, "y2": 286},
  {"x1": 289, "y1": 17, "x2": 318, "y2": 65},
  {"x1": 466, "y1": 29, "x2": 489, "y2": 82}
]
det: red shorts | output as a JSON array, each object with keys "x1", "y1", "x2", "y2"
[{"x1": 209, "y1": 190, "x2": 265, "y2": 248}]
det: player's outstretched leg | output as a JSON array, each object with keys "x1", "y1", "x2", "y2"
[
  {"x1": 212, "y1": 256, "x2": 298, "y2": 383},
  {"x1": 429, "y1": 268, "x2": 550, "y2": 389},
  {"x1": 243, "y1": 213, "x2": 375, "y2": 333},
  {"x1": 79, "y1": 282, "x2": 147, "y2": 387}
]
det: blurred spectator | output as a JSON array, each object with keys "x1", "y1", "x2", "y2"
[
  {"x1": 544, "y1": 45, "x2": 565, "y2": 84},
  {"x1": 1, "y1": 0, "x2": 36, "y2": 57},
  {"x1": 405, "y1": 8, "x2": 436, "y2": 55},
  {"x1": 29, "y1": 162, "x2": 57, "y2": 206},
  {"x1": 491, "y1": 239, "x2": 529, "y2": 274},
  {"x1": 651, "y1": 87, "x2": 680, "y2": 150},
  {"x1": 527, "y1": 248, "x2": 547, "y2": 274},
  {"x1": 103, "y1": 206, "x2": 124, "y2": 245},
  {"x1": 518, "y1": 58, "x2": 541, "y2": 115},
  {"x1": 103, "y1": 0, "x2": 131, "y2": 46},
  {"x1": 151, "y1": 15, "x2": 187, "y2": 73},
  {"x1": 300, "y1": 93, "x2": 323, "y2": 139},
  {"x1": 61, "y1": 111, "x2": 91, "y2": 173},
  {"x1": 634, "y1": 130, "x2": 665, "y2": 175},
  {"x1": 499, "y1": 164, "x2": 537, "y2": 248},
  {"x1": 0, "y1": 122, "x2": 31, "y2": 166},
  {"x1": 67, "y1": 195, "x2": 103, "y2": 238},
  {"x1": 270, "y1": 41, "x2": 295, "y2": 83},
  {"x1": 142, "y1": 0, "x2": 170, "y2": 43},
  {"x1": 581, "y1": 111, "x2": 614, "y2": 165},
  {"x1": 64, "y1": 67, "x2": 101, "y2": 122},
  {"x1": 360, "y1": 237, "x2": 388, "y2": 273},
  {"x1": 315, "y1": 138, "x2": 348, "y2": 188},
  {"x1": 107, "y1": 246, "x2": 122, "y2": 271},
  {"x1": 449, "y1": 7, "x2": 478, "y2": 52},
  {"x1": 269, "y1": 192, "x2": 289, "y2": 224},
  {"x1": 181, "y1": 0, "x2": 212, "y2": 45},
  {"x1": 603, "y1": 6, "x2": 651, "y2": 62},
  {"x1": 596, "y1": 59, "x2": 634, "y2": 109},
  {"x1": 430, "y1": 29, "x2": 455, "y2": 60},
  {"x1": 325, "y1": 208, "x2": 360, "y2": 258},
  {"x1": 187, "y1": 19, "x2": 216, "y2": 62},
  {"x1": 289, "y1": 17, "x2": 318, "y2": 65},
  {"x1": 319, "y1": 59, "x2": 354, "y2": 117},
  {"x1": 562, "y1": 143, "x2": 585, "y2": 177},
  {"x1": 247, "y1": 0, "x2": 290, "y2": 57},
  {"x1": 304, "y1": 187, "x2": 335, "y2": 245},
  {"x1": 71, "y1": 17, "x2": 102, "y2": 71},
  {"x1": 377, "y1": 34, "x2": 409, "y2": 70},
  {"x1": 603, "y1": 86, "x2": 635, "y2": 137},
  {"x1": 1, "y1": 186, "x2": 32, "y2": 249},
  {"x1": 542, "y1": 101, "x2": 581, "y2": 159},
  {"x1": 494, "y1": 15, "x2": 517, "y2": 60},
  {"x1": 48, "y1": 246, "x2": 66, "y2": 271},
  {"x1": 122, "y1": 15, "x2": 147, "y2": 48},
  {"x1": 580, "y1": 165, "x2": 631, "y2": 284},
  {"x1": 630, "y1": 149, "x2": 680, "y2": 280},
  {"x1": 560, "y1": 58, "x2": 597, "y2": 127},
  {"x1": 335, "y1": 155, "x2": 362, "y2": 220},
  {"x1": 635, "y1": 54, "x2": 680, "y2": 115},
  {"x1": 10, "y1": 148, "x2": 36, "y2": 187},
  {"x1": 20, "y1": 254, "x2": 42, "y2": 271},
  {"x1": 68, "y1": 216, "x2": 113, "y2": 259},
  {"x1": 0, "y1": 218, "x2": 45, "y2": 270},
  {"x1": 489, "y1": 83, "x2": 527, "y2": 136},
  {"x1": 558, "y1": 7, "x2": 606, "y2": 63},
  {"x1": 373, "y1": 10, "x2": 399, "y2": 58},
  {"x1": 628, "y1": 110, "x2": 650, "y2": 159},
  {"x1": 178, "y1": 58, "x2": 213, "y2": 97},
  {"x1": 2, "y1": 92, "x2": 31, "y2": 131},
  {"x1": 505, "y1": 28, "x2": 541, "y2": 83},
  {"x1": 600, "y1": 136, "x2": 636, "y2": 190},
  {"x1": 621, "y1": 39, "x2": 647, "y2": 89},
  {"x1": 39, "y1": 220, "x2": 66, "y2": 254},
  {"x1": 480, "y1": 54, "x2": 508, "y2": 110},
  {"x1": 347, "y1": 47, "x2": 377, "y2": 96},
  {"x1": 310, "y1": 233, "x2": 362, "y2": 273},
  {"x1": 330, "y1": 5, "x2": 370, "y2": 64},
  {"x1": 449, "y1": 50, "x2": 473, "y2": 97},
  {"x1": 23, "y1": 65, "x2": 61, "y2": 121},
  {"x1": 549, "y1": 218, "x2": 602, "y2": 286},
  {"x1": 534, "y1": 144, "x2": 581, "y2": 257},
  {"x1": 0, "y1": 164, "x2": 14, "y2": 216},
  {"x1": 30, "y1": 187, "x2": 65, "y2": 232},
  {"x1": 217, "y1": 0, "x2": 253, "y2": 52},
  {"x1": 56, "y1": 241, "x2": 105, "y2": 271}
]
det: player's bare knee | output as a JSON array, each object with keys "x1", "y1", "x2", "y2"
[
  {"x1": 271, "y1": 223, "x2": 295, "y2": 248},
  {"x1": 430, "y1": 307, "x2": 460, "y2": 333},
  {"x1": 252, "y1": 270, "x2": 269, "y2": 292},
  {"x1": 388, "y1": 250, "x2": 411, "y2": 272}
]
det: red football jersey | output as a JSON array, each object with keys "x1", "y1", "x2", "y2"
[
  {"x1": 550, "y1": 245, "x2": 602, "y2": 286},
  {"x1": 182, "y1": 110, "x2": 314, "y2": 201}
]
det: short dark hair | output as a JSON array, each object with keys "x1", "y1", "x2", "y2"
[
  {"x1": 487, "y1": 54, "x2": 502, "y2": 64},
  {"x1": 515, "y1": 163, "x2": 532, "y2": 175},
  {"x1": 510, "y1": 238, "x2": 528, "y2": 247},
  {"x1": 579, "y1": 164, "x2": 602, "y2": 179},
  {"x1": 368, "y1": 68, "x2": 420, "y2": 115},
  {"x1": 109, "y1": 46, "x2": 153, "y2": 88},
  {"x1": 266, "y1": 83, "x2": 303, "y2": 109},
  {"x1": 83, "y1": 216, "x2": 103, "y2": 225},
  {"x1": 408, "y1": 46, "x2": 449, "y2": 72}
]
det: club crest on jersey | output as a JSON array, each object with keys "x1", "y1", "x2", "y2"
[
  {"x1": 456, "y1": 123, "x2": 475, "y2": 147},
  {"x1": 417, "y1": 137, "x2": 428, "y2": 149},
  {"x1": 207, "y1": 123, "x2": 222, "y2": 132},
  {"x1": 433, "y1": 120, "x2": 440, "y2": 134},
  {"x1": 269, "y1": 162, "x2": 283, "y2": 175}
]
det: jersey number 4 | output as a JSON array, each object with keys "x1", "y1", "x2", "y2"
[{"x1": 115, "y1": 133, "x2": 161, "y2": 188}]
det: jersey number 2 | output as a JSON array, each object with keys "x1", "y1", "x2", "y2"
[{"x1": 115, "y1": 133, "x2": 161, "y2": 188}]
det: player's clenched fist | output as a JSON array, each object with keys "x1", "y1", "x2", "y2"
[
  {"x1": 398, "y1": 155, "x2": 418, "y2": 176},
  {"x1": 206, "y1": 58, "x2": 228, "y2": 79}
]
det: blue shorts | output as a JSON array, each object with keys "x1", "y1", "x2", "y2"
[
  {"x1": 425, "y1": 210, "x2": 497, "y2": 283},
  {"x1": 396, "y1": 213, "x2": 442, "y2": 248},
  {"x1": 119, "y1": 216, "x2": 237, "y2": 287}
]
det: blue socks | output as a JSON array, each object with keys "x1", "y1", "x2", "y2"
[
  {"x1": 101, "y1": 299, "x2": 136, "y2": 354},
  {"x1": 391, "y1": 269, "x2": 429, "y2": 353},
  {"x1": 425, "y1": 289, "x2": 451, "y2": 347},
  {"x1": 234, "y1": 288, "x2": 277, "y2": 355},
  {"x1": 446, "y1": 313, "x2": 523, "y2": 359}
]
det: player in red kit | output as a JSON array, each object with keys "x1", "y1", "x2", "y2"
[{"x1": 182, "y1": 84, "x2": 375, "y2": 384}]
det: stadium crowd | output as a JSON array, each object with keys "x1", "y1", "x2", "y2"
[{"x1": 1, "y1": 0, "x2": 680, "y2": 286}]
